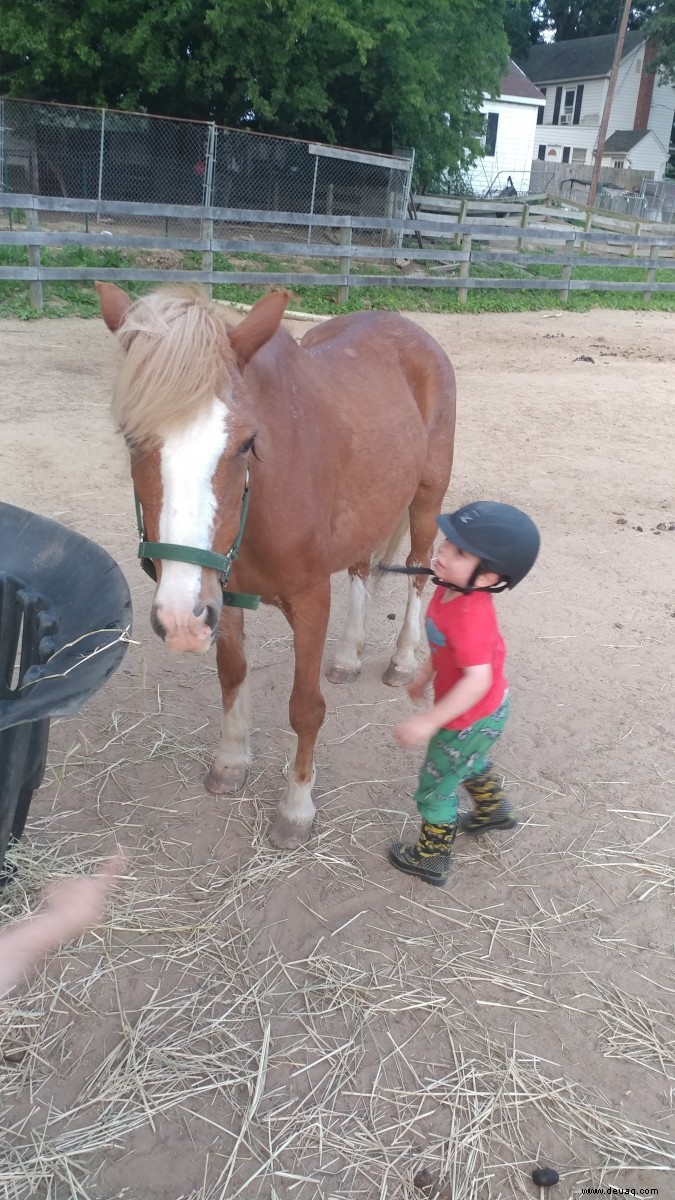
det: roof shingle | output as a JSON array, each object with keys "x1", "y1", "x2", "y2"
[
  {"x1": 602, "y1": 129, "x2": 649, "y2": 153},
  {"x1": 517, "y1": 30, "x2": 646, "y2": 84},
  {"x1": 500, "y1": 59, "x2": 546, "y2": 102}
]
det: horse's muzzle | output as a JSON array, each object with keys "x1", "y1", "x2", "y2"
[{"x1": 150, "y1": 601, "x2": 219, "y2": 654}]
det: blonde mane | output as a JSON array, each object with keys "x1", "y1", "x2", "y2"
[{"x1": 112, "y1": 286, "x2": 235, "y2": 446}]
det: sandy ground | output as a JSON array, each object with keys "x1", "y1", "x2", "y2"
[{"x1": 0, "y1": 306, "x2": 674, "y2": 1200}]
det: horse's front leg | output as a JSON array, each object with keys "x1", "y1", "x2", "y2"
[
  {"x1": 205, "y1": 607, "x2": 251, "y2": 795},
  {"x1": 270, "y1": 583, "x2": 331, "y2": 850}
]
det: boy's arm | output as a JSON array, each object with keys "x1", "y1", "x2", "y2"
[
  {"x1": 396, "y1": 664, "x2": 492, "y2": 747},
  {"x1": 429, "y1": 664, "x2": 492, "y2": 730},
  {"x1": 408, "y1": 653, "x2": 434, "y2": 700},
  {"x1": 0, "y1": 854, "x2": 124, "y2": 999},
  {"x1": 413, "y1": 655, "x2": 434, "y2": 681}
]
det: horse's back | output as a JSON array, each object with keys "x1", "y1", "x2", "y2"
[
  {"x1": 300, "y1": 309, "x2": 446, "y2": 362},
  {"x1": 300, "y1": 309, "x2": 455, "y2": 431}
]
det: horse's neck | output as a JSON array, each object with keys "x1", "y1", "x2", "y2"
[{"x1": 246, "y1": 333, "x2": 342, "y2": 464}]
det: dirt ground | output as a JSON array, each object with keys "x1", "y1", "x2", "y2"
[{"x1": 0, "y1": 306, "x2": 674, "y2": 1200}]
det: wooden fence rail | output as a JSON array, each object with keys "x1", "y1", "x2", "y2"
[
  {"x1": 412, "y1": 190, "x2": 675, "y2": 242},
  {"x1": 1, "y1": 193, "x2": 675, "y2": 310}
]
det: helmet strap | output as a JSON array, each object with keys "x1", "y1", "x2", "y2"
[{"x1": 431, "y1": 560, "x2": 509, "y2": 595}]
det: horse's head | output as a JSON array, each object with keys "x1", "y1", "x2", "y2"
[{"x1": 97, "y1": 283, "x2": 288, "y2": 653}]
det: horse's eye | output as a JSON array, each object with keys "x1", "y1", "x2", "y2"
[{"x1": 239, "y1": 436, "x2": 256, "y2": 455}]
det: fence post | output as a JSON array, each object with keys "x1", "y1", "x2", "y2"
[
  {"x1": 643, "y1": 242, "x2": 658, "y2": 305},
  {"x1": 579, "y1": 209, "x2": 592, "y2": 253},
  {"x1": 202, "y1": 218, "x2": 213, "y2": 298},
  {"x1": 560, "y1": 236, "x2": 574, "y2": 304},
  {"x1": 337, "y1": 222, "x2": 352, "y2": 304},
  {"x1": 201, "y1": 122, "x2": 217, "y2": 297},
  {"x1": 454, "y1": 198, "x2": 468, "y2": 250},
  {"x1": 517, "y1": 203, "x2": 530, "y2": 253},
  {"x1": 458, "y1": 234, "x2": 471, "y2": 304},
  {"x1": 385, "y1": 190, "x2": 395, "y2": 247},
  {"x1": 307, "y1": 153, "x2": 319, "y2": 245},
  {"x1": 26, "y1": 206, "x2": 43, "y2": 313},
  {"x1": 97, "y1": 108, "x2": 106, "y2": 212}
]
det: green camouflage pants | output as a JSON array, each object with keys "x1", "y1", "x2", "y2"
[{"x1": 413, "y1": 695, "x2": 510, "y2": 825}]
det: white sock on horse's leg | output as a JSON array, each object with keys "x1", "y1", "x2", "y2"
[
  {"x1": 326, "y1": 573, "x2": 368, "y2": 684},
  {"x1": 269, "y1": 751, "x2": 317, "y2": 850},
  {"x1": 384, "y1": 578, "x2": 422, "y2": 685},
  {"x1": 206, "y1": 675, "x2": 251, "y2": 794}
]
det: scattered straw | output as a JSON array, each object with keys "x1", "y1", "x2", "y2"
[{"x1": 1, "y1": 678, "x2": 673, "y2": 1198}]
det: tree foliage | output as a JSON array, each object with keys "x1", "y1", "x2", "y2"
[
  {"x1": 0, "y1": 0, "x2": 514, "y2": 182},
  {"x1": 504, "y1": 0, "x2": 657, "y2": 52},
  {"x1": 645, "y1": 0, "x2": 675, "y2": 83}
]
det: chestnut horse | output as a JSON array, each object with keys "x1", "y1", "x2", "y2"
[{"x1": 97, "y1": 284, "x2": 456, "y2": 848}]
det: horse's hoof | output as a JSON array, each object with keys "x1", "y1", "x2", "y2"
[
  {"x1": 269, "y1": 813, "x2": 313, "y2": 850},
  {"x1": 205, "y1": 763, "x2": 247, "y2": 795},
  {"x1": 382, "y1": 663, "x2": 414, "y2": 688},
  {"x1": 325, "y1": 662, "x2": 361, "y2": 685}
]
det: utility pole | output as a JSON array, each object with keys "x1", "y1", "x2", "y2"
[{"x1": 588, "y1": 0, "x2": 633, "y2": 207}]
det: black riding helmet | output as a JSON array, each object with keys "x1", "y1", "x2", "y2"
[{"x1": 435, "y1": 501, "x2": 540, "y2": 593}]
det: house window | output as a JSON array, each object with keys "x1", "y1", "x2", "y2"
[
  {"x1": 571, "y1": 147, "x2": 586, "y2": 162},
  {"x1": 485, "y1": 112, "x2": 499, "y2": 157},
  {"x1": 537, "y1": 143, "x2": 546, "y2": 160},
  {"x1": 537, "y1": 87, "x2": 547, "y2": 125},
  {"x1": 560, "y1": 88, "x2": 576, "y2": 124},
  {"x1": 613, "y1": 159, "x2": 625, "y2": 168},
  {"x1": 562, "y1": 147, "x2": 571, "y2": 163}
]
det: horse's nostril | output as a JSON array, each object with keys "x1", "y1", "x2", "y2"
[
  {"x1": 150, "y1": 606, "x2": 166, "y2": 641},
  {"x1": 203, "y1": 604, "x2": 219, "y2": 632}
]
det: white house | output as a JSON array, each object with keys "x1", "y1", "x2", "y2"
[
  {"x1": 518, "y1": 31, "x2": 675, "y2": 180},
  {"x1": 464, "y1": 60, "x2": 545, "y2": 196}
]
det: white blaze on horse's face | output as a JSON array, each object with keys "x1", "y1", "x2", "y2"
[{"x1": 153, "y1": 397, "x2": 228, "y2": 653}]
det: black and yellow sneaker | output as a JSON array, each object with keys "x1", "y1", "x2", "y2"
[
  {"x1": 388, "y1": 820, "x2": 456, "y2": 887},
  {"x1": 460, "y1": 769, "x2": 518, "y2": 836}
]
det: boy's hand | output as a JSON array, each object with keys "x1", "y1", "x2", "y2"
[
  {"x1": 395, "y1": 712, "x2": 439, "y2": 748},
  {"x1": 406, "y1": 675, "x2": 429, "y2": 704},
  {"x1": 0, "y1": 852, "x2": 125, "y2": 1000}
]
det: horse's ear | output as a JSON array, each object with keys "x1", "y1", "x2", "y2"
[
  {"x1": 229, "y1": 291, "x2": 289, "y2": 367},
  {"x1": 96, "y1": 282, "x2": 133, "y2": 333}
]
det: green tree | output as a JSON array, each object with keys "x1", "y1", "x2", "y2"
[
  {"x1": 645, "y1": 0, "x2": 675, "y2": 82},
  {"x1": 504, "y1": 1, "x2": 658, "y2": 50},
  {"x1": 503, "y1": 0, "x2": 542, "y2": 58},
  {"x1": 0, "y1": 0, "x2": 512, "y2": 182}
]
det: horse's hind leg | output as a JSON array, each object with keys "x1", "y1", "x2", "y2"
[
  {"x1": 325, "y1": 561, "x2": 369, "y2": 685},
  {"x1": 383, "y1": 480, "x2": 449, "y2": 687},
  {"x1": 205, "y1": 608, "x2": 251, "y2": 795}
]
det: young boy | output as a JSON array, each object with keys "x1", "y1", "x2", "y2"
[{"x1": 390, "y1": 501, "x2": 540, "y2": 887}]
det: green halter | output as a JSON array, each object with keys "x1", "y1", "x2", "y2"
[{"x1": 134, "y1": 466, "x2": 260, "y2": 610}]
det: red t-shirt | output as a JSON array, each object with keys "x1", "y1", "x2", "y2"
[{"x1": 425, "y1": 587, "x2": 507, "y2": 730}]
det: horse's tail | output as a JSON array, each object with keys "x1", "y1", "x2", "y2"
[{"x1": 371, "y1": 509, "x2": 410, "y2": 583}]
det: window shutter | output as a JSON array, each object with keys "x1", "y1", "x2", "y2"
[
  {"x1": 485, "y1": 112, "x2": 499, "y2": 157},
  {"x1": 562, "y1": 147, "x2": 571, "y2": 163},
  {"x1": 537, "y1": 87, "x2": 547, "y2": 125},
  {"x1": 552, "y1": 86, "x2": 562, "y2": 125},
  {"x1": 537, "y1": 144, "x2": 546, "y2": 160},
  {"x1": 573, "y1": 84, "x2": 584, "y2": 125}
]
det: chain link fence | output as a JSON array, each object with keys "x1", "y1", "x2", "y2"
[
  {"x1": 528, "y1": 157, "x2": 675, "y2": 225},
  {"x1": 0, "y1": 97, "x2": 414, "y2": 246},
  {"x1": 592, "y1": 179, "x2": 675, "y2": 223}
]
